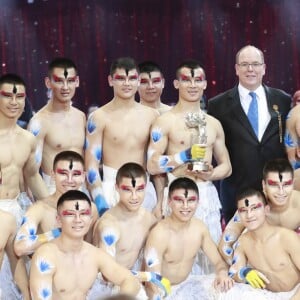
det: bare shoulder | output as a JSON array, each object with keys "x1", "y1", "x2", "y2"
[
  {"x1": 206, "y1": 113, "x2": 223, "y2": 129},
  {"x1": 16, "y1": 126, "x2": 36, "y2": 144},
  {"x1": 70, "y1": 106, "x2": 86, "y2": 119},
  {"x1": 279, "y1": 227, "x2": 299, "y2": 242},
  {"x1": 137, "y1": 103, "x2": 159, "y2": 118},
  {"x1": 152, "y1": 109, "x2": 175, "y2": 129},
  {"x1": 141, "y1": 208, "x2": 157, "y2": 228},
  {"x1": 94, "y1": 209, "x2": 119, "y2": 230}
]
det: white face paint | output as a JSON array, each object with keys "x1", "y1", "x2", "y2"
[{"x1": 145, "y1": 247, "x2": 160, "y2": 268}]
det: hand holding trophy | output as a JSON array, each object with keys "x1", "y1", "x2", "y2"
[{"x1": 185, "y1": 111, "x2": 209, "y2": 171}]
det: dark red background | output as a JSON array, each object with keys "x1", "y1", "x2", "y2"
[{"x1": 1, "y1": 0, "x2": 299, "y2": 112}]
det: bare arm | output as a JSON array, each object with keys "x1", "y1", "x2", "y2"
[
  {"x1": 218, "y1": 211, "x2": 245, "y2": 264},
  {"x1": 4, "y1": 214, "x2": 31, "y2": 300},
  {"x1": 14, "y1": 205, "x2": 60, "y2": 256},
  {"x1": 92, "y1": 217, "x2": 120, "y2": 257},
  {"x1": 147, "y1": 117, "x2": 199, "y2": 175},
  {"x1": 23, "y1": 135, "x2": 49, "y2": 199},
  {"x1": 208, "y1": 118, "x2": 232, "y2": 181},
  {"x1": 144, "y1": 223, "x2": 168, "y2": 298},
  {"x1": 151, "y1": 174, "x2": 167, "y2": 219},
  {"x1": 200, "y1": 222, "x2": 233, "y2": 292},
  {"x1": 85, "y1": 112, "x2": 108, "y2": 216},
  {"x1": 96, "y1": 247, "x2": 140, "y2": 296},
  {"x1": 30, "y1": 245, "x2": 55, "y2": 300}
]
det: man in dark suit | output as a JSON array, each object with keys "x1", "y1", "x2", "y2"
[{"x1": 208, "y1": 45, "x2": 291, "y2": 223}]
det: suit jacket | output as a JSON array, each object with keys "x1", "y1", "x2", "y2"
[{"x1": 208, "y1": 84, "x2": 291, "y2": 192}]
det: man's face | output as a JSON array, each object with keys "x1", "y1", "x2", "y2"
[
  {"x1": 53, "y1": 160, "x2": 85, "y2": 193},
  {"x1": 45, "y1": 67, "x2": 79, "y2": 103},
  {"x1": 237, "y1": 195, "x2": 267, "y2": 231},
  {"x1": 235, "y1": 47, "x2": 266, "y2": 90},
  {"x1": 262, "y1": 171, "x2": 293, "y2": 208},
  {"x1": 168, "y1": 188, "x2": 198, "y2": 222},
  {"x1": 173, "y1": 67, "x2": 207, "y2": 102},
  {"x1": 108, "y1": 68, "x2": 139, "y2": 100},
  {"x1": 116, "y1": 176, "x2": 146, "y2": 212},
  {"x1": 57, "y1": 200, "x2": 92, "y2": 237},
  {"x1": 0, "y1": 83, "x2": 26, "y2": 119},
  {"x1": 138, "y1": 71, "x2": 164, "y2": 103}
]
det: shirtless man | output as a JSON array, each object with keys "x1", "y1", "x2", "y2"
[
  {"x1": 85, "y1": 57, "x2": 159, "y2": 216},
  {"x1": 219, "y1": 158, "x2": 300, "y2": 265},
  {"x1": 0, "y1": 73, "x2": 49, "y2": 297},
  {"x1": 93, "y1": 162, "x2": 157, "y2": 269},
  {"x1": 14, "y1": 151, "x2": 98, "y2": 257},
  {"x1": 138, "y1": 61, "x2": 171, "y2": 115},
  {"x1": 147, "y1": 60, "x2": 231, "y2": 247},
  {"x1": 228, "y1": 189, "x2": 300, "y2": 299},
  {"x1": 28, "y1": 57, "x2": 86, "y2": 193},
  {"x1": 0, "y1": 210, "x2": 30, "y2": 299},
  {"x1": 144, "y1": 177, "x2": 233, "y2": 299},
  {"x1": 29, "y1": 190, "x2": 145, "y2": 300}
]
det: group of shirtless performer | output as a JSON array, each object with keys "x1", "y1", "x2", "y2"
[{"x1": 0, "y1": 46, "x2": 300, "y2": 299}]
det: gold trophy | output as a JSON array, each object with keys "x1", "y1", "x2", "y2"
[{"x1": 185, "y1": 111, "x2": 209, "y2": 171}]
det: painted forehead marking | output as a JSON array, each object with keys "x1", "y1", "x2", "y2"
[
  {"x1": 69, "y1": 159, "x2": 73, "y2": 170},
  {"x1": 245, "y1": 199, "x2": 249, "y2": 207},
  {"x1": 75, "y1": 201, "x2": 79, "y2": 211},
  {"x1": 191, "y1": 68, "x2": 194, "y2": 77},
  {"x1": 131, "y1": 175, "x2": 136, "y2": 188},
  {"x1": 13, "y1": 84, "x2": 17, "y2": 94},
  {"x1": 64, "y1": 68, "x2": 68, "y2": 79},
  {"x1": 184, "y1": 189, "x2": 188, "y2": 198},
  {"x1": 278, "y1": 172, "x2": 283, "y2": 182},
  {"x1": 125, "y1": 68, "x2": 129, "y2": 76}
]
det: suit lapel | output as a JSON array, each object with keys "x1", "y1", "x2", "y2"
[{"x1": 261, "y1": 85, "x2": 281, "y2": 144}]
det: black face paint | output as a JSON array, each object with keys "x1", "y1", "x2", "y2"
[
  {"x1": 245, "y1": 199, "x2": 249, "y2": 207},
  {"x1": 64, "y1": 68, "x2": 68, "y2": 79},
  {"x1": 148, "y1": 72, "x2": 152, "y2": 79},
  {"x1": 125, "y1": 68, "x2": 129, "y2": 76},
  {"x1": 0, "y1": 164, "x2": 2, "y2": 185},
  {"x1": 184, "y1": 189, "x2": 188, "y2": 198},
  {"x1": 69, "y1": 159, "x2": 73, "y2": 171},
  {"x1": 13, "y1": 84, "x2": 17, "y2": 94},
  {"x1": 279, "y1": 172, "x2": 283, "y2": 182},
  {"x1": 191, "y1": 68, "x2": 194, "y2": 78},
  {"x1": 131, "y1": 176, "x2": 136, "y2": 188},
  {"x1": 75, "y1": 201, "x2": 79, "y2": 210}
]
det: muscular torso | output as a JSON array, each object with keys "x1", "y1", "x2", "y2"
[
  {"x1": 30, "y1": 106, "x2": 85, "y2": 175},
  {"x1": 100, "y1": 207, "x2": 155, "y2": 269},
  {"x1": 51, "y1": 242, "x2": 98, "y2": 299},
  {"x1": 160, "y1": 219, "x2": 203, "y2": 284},
  {"x1": 242, "y1": 230, "x2": 300, "y2": 292},
  {"x1": 101, "y1": 102, "x2": 157, "y2": 169},
  {"x1": 0, "y1": 127, "x2": 34, "y2": 199}
]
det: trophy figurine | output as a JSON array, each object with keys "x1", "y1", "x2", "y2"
[{"x1": 185, "y1": 111, "x2": 209, "y2": 172}]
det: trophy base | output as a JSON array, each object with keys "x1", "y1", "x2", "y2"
[{"x1": 187, "y1": 161, "x2": 209, "y2": 172}]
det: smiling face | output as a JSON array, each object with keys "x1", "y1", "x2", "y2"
[
  {"x1": 262, "y1": 171, "x2": 293, "y2": 208},
  {"x1": 0, "y1": 83, "x2": 26, "y2": 119},
  {"x1": 235, "y1": 46, "x2": 266, "y2": 91},
  {"x1": 138, "y1": 71, "x2": 164, "y2": 103},
  {"x1": 108, "y1": 68, "x2": 139, "y2": 100},
  {"x1": 53, "y1": 160, "x2": 85, "y2": 194},
  {"x1": 173, "y1": 67, "x2": 207, "y2": 103},
  {"x1": 116, "y1": 176, "x2": 146, "y2": 212},
  {"x1": 57, "y1": 199, "x2": 92, "y2": 238},
  {"x1": 237, "y1": 195, "x2": 268, "y2": 231},
  {"x1": 168, "y1": 188, "x2": 199, "y2": 222},
  {"x1": 45, "y1": 67, "x2": 79, "y2": 103}
]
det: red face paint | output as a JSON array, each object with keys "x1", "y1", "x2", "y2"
[
  {"x1": 267, "y1": 179, "x2": 293, "y2": 187},
  {"x1": 238, "y1": 202, "x2": 263, "y2": 213},
  {"x1": 61, "y1": 209, "x2": 91, "y2": 217},
  {"x1": 0, "y1": 91, "x2": 25, "y2": 98},
  {"x1": 120, "y1": 184, "x2": 145, "y2": 192}
]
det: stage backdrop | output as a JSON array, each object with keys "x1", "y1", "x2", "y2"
[{"x1": 0, "y1": 0, "x2": 299, "y2": 112}]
